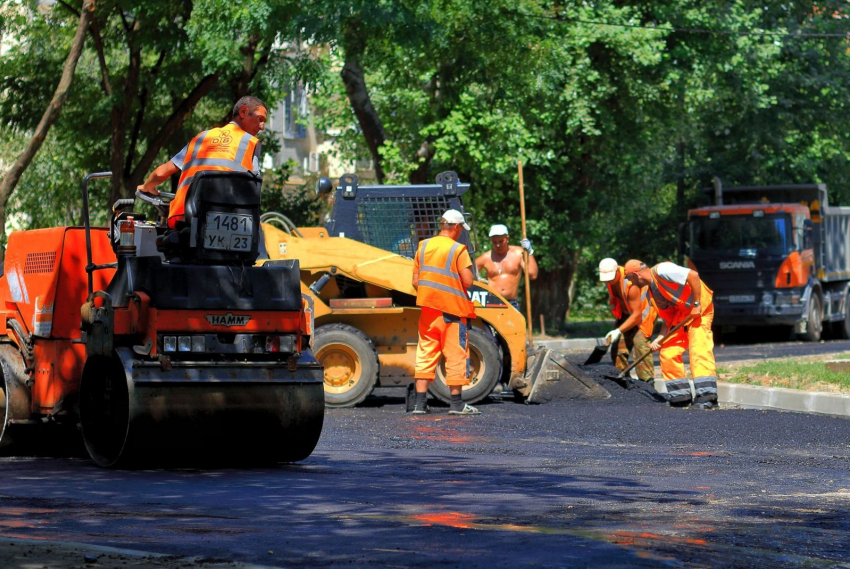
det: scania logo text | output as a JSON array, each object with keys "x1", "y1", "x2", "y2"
[
  {"x1": 719, "y1": 261, "x2": 756, "y2": 270},
  {"x1": 205, "y1": 313, "x2": 252, "y2": 327}
]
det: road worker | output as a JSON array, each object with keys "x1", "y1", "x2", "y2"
[
  {"x1": 138, "y1": 95, "x2": 267, "y2": 228},
  {"x1": 411, "y1": 209, "x2": 480, "y2": 415},
  {"x1": 475, "y1": 224, "x2": 538, "y2": 311},
  {"x1": 598, "y1": 258, "x2": 657, "y2": 382},
  {"x1": 623, "y1": 259, "x2": 718, "y2": 409}
]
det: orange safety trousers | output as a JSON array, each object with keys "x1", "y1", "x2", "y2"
[
  {"x1": 414, "y1": 306, "x2": 470, "y2": 386},
  {"x1": 659, "y1": 306, "x2": 716, "y2": 381}
]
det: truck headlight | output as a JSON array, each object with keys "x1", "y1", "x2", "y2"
[
  {"x1": 163, "y1": 336, "x2": 177, "y2": 352},
  {"x1": 178, "y1": 336, "x2": 192, "y2": 352}
]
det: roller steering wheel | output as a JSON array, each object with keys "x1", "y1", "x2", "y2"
[{"x1": 135, "y1": 190, "x2": 175, "y2": 223}]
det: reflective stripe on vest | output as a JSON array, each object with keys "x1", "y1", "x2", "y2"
[
  {"x1": 607, "y1": 267, "x2": 629, "y2": 319},
  {"x1": 416, "y1": 237, "x2": 475, "y2": 318},
  {"x1": 650, "y1": 266, "x2": 692, "y2": 308},
  {"x1": 169, "y1": 124, "x2": 258, "y2": 224}
]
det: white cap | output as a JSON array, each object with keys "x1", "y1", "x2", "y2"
[
  {"x1": 441, "y1": 209, "x2": 470, "y2": 230},
  {"x1": 488, "y1": 224, "x2": 509, "y2": 237},
  {"x1": 598, "y1": 258, "x2": 619, "y2": 282}
]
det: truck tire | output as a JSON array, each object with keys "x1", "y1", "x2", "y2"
[
  {"x1": 799, "y1": 294, "x2": 823, "y2": 342},
  {"x1": 833, "y1": 290, "x2": 850, "y2": 340},
  {"x1": 314, "y1": 324, "x2": 379, "y2": 408},
  {"x1": 429, "y1": 328, "x2": 502, "y2": 405}
]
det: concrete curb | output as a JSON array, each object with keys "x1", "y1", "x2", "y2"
[
  {"x1": 717, "y1": 382, "x2": 850, "y2": 418},
  {"x1": 647, "y1": 379, "x2": 850, "y2": 418},
  {"x1": 534, "y1": 338, "x2": 598, "y2": 352}
]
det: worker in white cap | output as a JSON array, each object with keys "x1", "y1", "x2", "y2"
[
  {"x1": 598, "y1": 258, "x2": 656, "y2": 382},
  {"x1": 474, "y1": 224, "x2": 537, "y2": 311},
  {"x1": 410, "y1": 209, "x2": 481, "y2": 415}
]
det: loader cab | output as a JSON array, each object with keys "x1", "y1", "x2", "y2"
[
  {"x1": 152, "y1": 171, "x2": 263, "y2": 265},
  {"x1": 321, "y1": 171, "x2": 477, "y2": 260}
]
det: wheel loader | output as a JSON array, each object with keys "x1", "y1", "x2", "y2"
[
  {"x1": 0, "y1": 171, "x2": 324, "y2": 467},
  {"x1": 260, "y1": 172, "x2": 606, "y2": 407}
]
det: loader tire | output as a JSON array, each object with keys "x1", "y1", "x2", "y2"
[
  {"x1": 429, "y1": 328, "x2": 502, "y2": 405},
  {"x1": 314, "y1": 324, "x2": 379, "y2": 408}
]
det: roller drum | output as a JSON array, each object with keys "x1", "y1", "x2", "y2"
[{"x1": 80, "y1": 348, "x2": 325, "y2": 468}]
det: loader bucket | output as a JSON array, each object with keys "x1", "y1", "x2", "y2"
[{"x1": 518, "y1": 348, "x2": 610, "y2": 404}]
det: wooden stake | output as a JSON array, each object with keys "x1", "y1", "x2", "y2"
[{"x1": 518, "y1": 161, "x2": 533, "y2": 340}]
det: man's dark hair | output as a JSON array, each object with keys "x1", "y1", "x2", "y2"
[{"x1": 232, "y1": 96, "x2": 267, "y2": 118}]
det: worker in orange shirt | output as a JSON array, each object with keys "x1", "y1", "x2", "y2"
[
  {"x1": 411, "y1": 209, "x2": 480, "y2": 415},
  {"x1": 623, "y1": 259, "x2": 718, "y2": 409},
  {"x1": 597, "y1": 258, "x2": 656, "y2": 382},
  {"x1": 138, "y1": 96, "x2": 267, "y2": 228}
]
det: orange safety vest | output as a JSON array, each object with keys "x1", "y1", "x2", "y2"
[
  {"x1": 608, "y1": 266, "x2": 656, "y2": 337},
  {"x1": 168, "y1": 123, "x2": 260, "y2": 227},
  {"x1": 415, "y1": 236, "x2": 476, "y2": 318},
  {"x1": 649, "y1": 263, "x2": 713, "y2": 319}
]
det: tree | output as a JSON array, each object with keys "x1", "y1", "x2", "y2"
[{"x1": 0, "y1": 0, "x2": 94, "y2": 262}]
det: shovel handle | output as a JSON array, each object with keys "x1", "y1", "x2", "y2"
[{"x1": 615, "y1": 316, "x2": 694, "y2": 380}]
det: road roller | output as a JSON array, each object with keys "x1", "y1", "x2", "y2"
[{"x1": 0, "y1": 171, "x2": 324, "y2": 467}]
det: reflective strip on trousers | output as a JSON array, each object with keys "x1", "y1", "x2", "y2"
[
  {"x1": 665, "y1": 377, "x2": 692, "y2": 403},
  {"x1": 692, "y1": 376, "x2": 718, "y2": 399}
]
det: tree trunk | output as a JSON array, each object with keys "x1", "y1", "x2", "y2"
[
  {"x1": 0, "y1": 0, "x2": 95, "y2": 263},
  {"x1": 340, "y1": 55, "x2": 387, "y2": 184},
  {"x1": 529, "y1": 251, "x2": 579, "y2": 334}
]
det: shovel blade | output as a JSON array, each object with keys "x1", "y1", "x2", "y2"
[
  {"x1": 525, "y1": 348, "x2": 610, "y2": 404},
  {"x1": 583, "y1": 340, "x2": 610, "y2": 365}
]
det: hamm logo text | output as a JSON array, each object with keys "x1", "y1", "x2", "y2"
[{"x1": 205, "y1": 313, "x2": 252, "y2": 327}]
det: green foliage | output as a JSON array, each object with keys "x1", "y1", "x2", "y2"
[{"x1": 260, "y1": 164, "x2": 323, "y2": 227}]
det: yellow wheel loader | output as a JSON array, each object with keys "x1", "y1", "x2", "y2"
[{"x1": 260, "y1": 172, "x2": 607, "y2": 407}]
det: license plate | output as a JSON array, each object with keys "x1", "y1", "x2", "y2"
[
  {"x1": 729, "y1": 294, "x2": 755, "y2": 303},
  {"x1": 203, "y1": 212, "x2": 253, "y2": 251}
]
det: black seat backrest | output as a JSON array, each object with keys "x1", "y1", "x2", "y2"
[{"x1": 184, "y1": 171, "x2": 262, "y2": 264}]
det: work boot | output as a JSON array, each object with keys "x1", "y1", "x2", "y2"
[{"x1": 448, "y1": 403, "x2": 481, "y2": 415}]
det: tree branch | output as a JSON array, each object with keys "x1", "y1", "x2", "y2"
[
  {"x1": 128, "y1": 72, "x2": 221, "y2": 192},
  {"x1": 0, "y1": 0, "x2": 95, "y2": 262}
]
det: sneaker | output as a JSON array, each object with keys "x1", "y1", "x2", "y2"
[
  {"x1": 691, "y1": 401, "x2": 718, "y2": 410},
  {"x1": 447, "y1": 403, "x2": 481, "y2": 415},
  {"x1": 410, "y1": 406, "x2": 430, "y2": 415}
]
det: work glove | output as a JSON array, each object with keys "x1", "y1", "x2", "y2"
[
  {"x1": 604, "y1": 328, "x2": 621, "y2": 346},
  {"x1": 650, "y1": 335, "x2": 664, "y2": 352},
  {"x1": 520, "y1": 238, "x2": 534, "y2": 256}
]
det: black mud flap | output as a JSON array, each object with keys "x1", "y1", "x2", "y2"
[{"x1": 525, "y1": 348, "x2": 610, "y2": 404}]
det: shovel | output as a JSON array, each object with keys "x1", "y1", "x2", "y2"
[
  {"x1": 583, "y1": 338, "x2": 611, "y2": 365},
  {"x1": 604, "y1": 316, "x2": 693, "y2": 389}
]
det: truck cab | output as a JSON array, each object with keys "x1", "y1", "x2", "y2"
[{"x1": 681, "y1": 183, "x2": 850, "y2": 341}]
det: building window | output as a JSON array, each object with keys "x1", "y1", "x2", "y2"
[{"x1": 283, "y1": 86, "x2": 307, "y2": 139}]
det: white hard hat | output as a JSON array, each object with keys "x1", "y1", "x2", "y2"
[
  {"x1": 598, "y1": 258, "x2": 619, "y2": 282},
  {"x1": 441, "y1": 209, "x2": 470, "y2": 230},
  {"x1": 488, "y1": 224, "x2": 509, "y2": 237}
]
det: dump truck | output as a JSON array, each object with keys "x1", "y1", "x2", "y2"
[
  {"x1": 680, "y1": 181, "x2": 850, "y2": 341},
  {"x1": 0, "y1": 171, "x2": 324, "y2": 467},
  {"x1": 260, "y1": 172, "x2": 602, "y2": 407}
]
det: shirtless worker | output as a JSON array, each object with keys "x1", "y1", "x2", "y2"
[{"x1": 474, "y1": 224, "x2": 538, "y2": 311}]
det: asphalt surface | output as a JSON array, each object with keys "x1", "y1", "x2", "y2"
[{"x1": 1, "y1": 360, "x2": 849, "y2": 569}]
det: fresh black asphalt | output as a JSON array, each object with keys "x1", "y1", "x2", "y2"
[{"x1": 0, "y1": 356, "x2": 848, "y2": 568}]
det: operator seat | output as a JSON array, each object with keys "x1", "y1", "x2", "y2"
[{"x1": 158, "y1": 171, "x2": 262, "y2": 265}]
